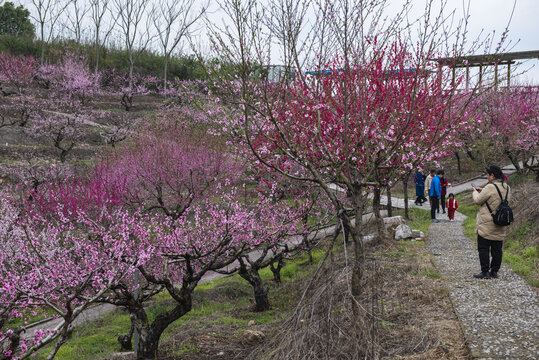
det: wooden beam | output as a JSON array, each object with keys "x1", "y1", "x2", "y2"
[{"x1": 433, "y1": 49, "x2": 539, "y2": 67}]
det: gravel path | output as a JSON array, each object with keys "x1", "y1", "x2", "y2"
[{"x1": 428, "y1": 212, "x2": 539, "y2": 359}]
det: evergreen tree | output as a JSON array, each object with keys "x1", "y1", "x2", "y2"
[{"x1": 0, "y1": 2, "x2": 35, "y2": 37}]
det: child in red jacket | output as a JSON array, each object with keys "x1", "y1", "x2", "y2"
[{"x1": 446, "y1": 193, "x2": 458, "y2": 221}]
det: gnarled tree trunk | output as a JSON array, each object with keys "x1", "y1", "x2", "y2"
[
  {"x1": 372, "y1": 188, "x2": 387, "y2": 242},
  {"x1": 238, "y1": 259, "x2": 270, "y2": 312},
  {"x1": 125, "y1": 292, "x2": 192, "y2": 359}
]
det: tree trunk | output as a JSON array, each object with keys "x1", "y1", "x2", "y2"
[
  {"x1": 95, "y1": 44, "x2": 101, "y2": 74},
  {"x1": 505, "y1": 150, "x2": 523, "y2": 174},
  {"x1": 386, "y1": 185, "x2": 392, "y2": 217},
  {"x1": 118, "y1": 323, "x2": 134, "y2": 351},
  {"x1": 372, "y1": 188, "x2": 386, "y2": 242},
  {"x1": 163, "y1": 54, "x2": 169, "y2": 92},
  {"x1": 129, "y1": 294, "x2": 192, "y2": 360},
  {"x1": 403, "y1": 175, "x2": 410, "y2": 220},
  {"x1": 269, "y1": 256, "x2": 284, "y2": 284},
  {"x1": 238, "y1": 262, "x2": 270, "y2": 312},
  {"x1": 455, "y1": 151, "x2": 462, "y2": 175},
  {"x1": 303, "y1": 233, "x2": 314, "y2": 263},
  {"x1": 40, "y1": 26, "x2": 46, "y2": 65},
  {"x1": 347, "y1": 187, "x2": 367, "y2": 315}
]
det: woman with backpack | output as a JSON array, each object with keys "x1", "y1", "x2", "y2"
[{"x1": 472, "y1": 165, "x2": 511, "y2": 279}]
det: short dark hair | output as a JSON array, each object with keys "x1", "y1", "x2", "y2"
[
  {"x1": 437, "y1": 169, "x2": 445, "y2": 175},
  {"x1": 448, "y1": 193, "x2": 455, "y2": 198},
  {"x1": 430, "y1": 169, "x2": 436, "y2": 173},
  {"x1": 486, "y1": 165, "x2": 504, "y2": 181}
]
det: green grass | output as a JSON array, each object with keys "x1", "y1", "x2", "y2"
[
  {"x1": 35, "y1": 249, "x2": 328, "y2": 360},
  {"x1": 392, "y1": 208, "x2": 431, "y2": 234},
  {"x1": 412, "y1": 267, "x2": 442, "y2": 279},
  {"x1": 49, "y1": 311, "x2": 132, "y2": 359},
  {"x1": 503, "y1": 221, "x2": 539, "y2": 285},
  {"x1": 455, "y1": 191, "x2": 478, "y2": 240}
]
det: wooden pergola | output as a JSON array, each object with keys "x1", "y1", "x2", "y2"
[{"x1": 433, "y1": 50, "x2": 539, "y2": 89}]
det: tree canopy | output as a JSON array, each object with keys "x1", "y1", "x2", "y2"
[{"x1": 0, "y1": 2, "x2": 34, "y2": 37}]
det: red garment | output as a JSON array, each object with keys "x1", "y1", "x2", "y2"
[
  {"x1": 446, "y1": 198, "x2": 458, "y2": 211},
  {"x1": 448, "y1": 210, "x2": 456, "y2": 220},
  {"x1": 440, "y1": 177, "x2": 448, "y2": 196}
]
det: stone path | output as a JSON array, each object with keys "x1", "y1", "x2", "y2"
[{"x1": 428, "y1": 212, "x2": 539, "y2": 359}]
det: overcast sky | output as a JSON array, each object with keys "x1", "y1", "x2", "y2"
[
  {"x1": 425, "y1": 0, "x2": 539, "y2": 83},
  {"x1": 15, "y1": 0, "x2": 539, "y2": 83}
]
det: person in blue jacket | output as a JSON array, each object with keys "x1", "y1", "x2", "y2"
[
  {"x1": 429, "y1": 170, "x2": 442, "y2": 222},
  {"x1": 414, "y1": 168, "x2": 427, "y2": 206}
]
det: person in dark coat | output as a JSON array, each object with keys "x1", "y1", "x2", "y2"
[
  {"x1": 439, "y1": 170, "x2": 448, "y2": 214},
  {"x1": 414, "y1": 168, "x2": 427, "y2": 206}
]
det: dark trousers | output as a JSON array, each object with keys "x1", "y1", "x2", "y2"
[
  {"x1": 477, "y1": 235, "x2": 503, "y2": 273},
  {"x1": 430, "y1": 197, "x2": 439, "y2": 219},
  {"x1": 415, "y1": 195, "x2": 427, "y2": 204},
  {"x1": 440, "y1": 195, "x2": 446, "y2": 212}
]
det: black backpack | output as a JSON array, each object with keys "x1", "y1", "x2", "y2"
[{"x1": 485, "y1": 184, "x2": 513, "y2": 227}]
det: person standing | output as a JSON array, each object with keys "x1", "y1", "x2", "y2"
[
  {"x1": 446, "y1": 193, "x2": 458, "y2": 221},
  {"x1": 439, "y1": 170, "x2": 448, "y2": 214},
  {"x1": 429, "y1": 170, "x2": 441, "y2": 223},
  {"x1": 414, "y1": 168, "x2": 427, "y2": 206},
  {"x1": 425, "y1": 169, "x2": 436, "y2": 206},
  {"x1": 472, "y1": 165, "x2": 511, "y2": 279}
]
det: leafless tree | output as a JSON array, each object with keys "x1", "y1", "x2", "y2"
[
  {"x1": 28, "y1": 0, "x2": 70, "y2": 64},
  {"x1": 89, "y1": 0, "x2": 117, "y2": 73},
  {"x1": 151, "y1": 0, "x2": 208, "y2": 90},
  {"x1": 112, "y1": 0, "x2": 153, "y2": 86},
  {"x1": 64, "y1": 0, "x2": 90, "y2": 44}
]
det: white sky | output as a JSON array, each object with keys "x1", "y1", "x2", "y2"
[
  {"x1": 14, "y1": 0, "x2": 539, "y2": 84},
  {"x1": 427, "y1": 0, "x2": 539, "y2": 83}
]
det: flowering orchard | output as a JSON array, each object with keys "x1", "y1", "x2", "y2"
[
  {"x1": 0, "y1": 182, "x2": 143, "y2": 360},
  {"x1": 210, "y1": 36, "x2": 475, "y2": 303},
  {"x1": 473, "y1": 85, "x2": 539, "y2": 173},
  {"x1": 0, "y1": 2, "x2": 533, "y2": 356}
]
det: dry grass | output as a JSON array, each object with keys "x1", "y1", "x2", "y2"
[{"x1": 248, "y1": 241, "x2": 470, "y2": 359}]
